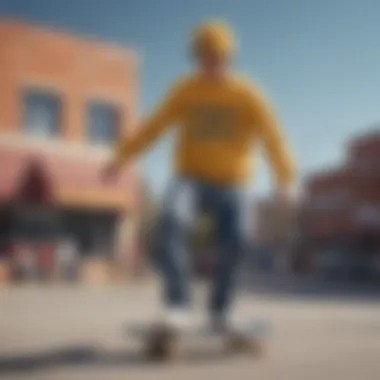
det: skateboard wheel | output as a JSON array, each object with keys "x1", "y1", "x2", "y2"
[
  {"x1": 146, "y1": 341, "x2": 181, "y2": 361},
  {"x1": 145, "y1": 324, "x2": 182, "y2": 361},
  {"x1": 226, "y1": 334, "x2": 264, "y2": 357}
]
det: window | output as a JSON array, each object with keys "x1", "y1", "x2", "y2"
[
  {"x1": 22, "y1": 89, "x2": 62, "y2": 138},
  {"x1": 11, "y1": 206, "x2": 62, "y2": 243},
  {"x1": 62, "y1": 210, "x2": 118, "y2": 257},
  {"x1": 87, "y1": 101, "x2": 120, "y2": 145}
]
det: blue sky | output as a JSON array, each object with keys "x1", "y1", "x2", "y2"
[{"x1": 1, "y1": 0, "x2": 379, "y2": 197}]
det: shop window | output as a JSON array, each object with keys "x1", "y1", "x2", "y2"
[
  {"x1": 86, "y1": 101, "x2": 120, "y2": 146},
  {"x1": 22, "y1": 89, "x2": 62, "y2": 138}
]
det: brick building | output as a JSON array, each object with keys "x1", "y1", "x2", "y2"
[
  {"x1": 0, "y1": 20, "x2": 140, "y2": 280},
  {"x1": 301, "y1": 129, "x2": 380, "y2": 259}
]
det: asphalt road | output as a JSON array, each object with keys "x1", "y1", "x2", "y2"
[{"x1": 1, "y1": 283, "x2": 380, "y2": 380}]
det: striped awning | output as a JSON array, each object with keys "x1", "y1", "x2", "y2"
[{"x1": 0, "y1": 144, "x2": 136, "y2": 210}]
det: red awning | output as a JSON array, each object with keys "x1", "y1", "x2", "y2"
[
  {"x1": 0, "y1": 146, "x2": 135, "y2": 208},
  {"x1": 0, "y1": 147, "x2": 26, "y2": 200}
]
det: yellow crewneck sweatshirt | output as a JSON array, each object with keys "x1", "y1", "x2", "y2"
[{"x1": 115, "y1": 73, "x2": 296, "y2": 188}]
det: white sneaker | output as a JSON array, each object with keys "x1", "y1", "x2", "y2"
[
  {"x1": 209, "y1": 314, "x2": 232, "y2": 335},
  {"x1": 163, "y1": 308, "x2": 190, "y2": 331}
]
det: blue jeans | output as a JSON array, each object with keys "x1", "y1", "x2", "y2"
[{"x1": 152, "y1": 178, "x2": 250, "y2": 316}]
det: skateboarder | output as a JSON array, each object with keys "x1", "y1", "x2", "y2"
[{"x1": 102, "y1": 20, "x2": 296, "y2": 335}]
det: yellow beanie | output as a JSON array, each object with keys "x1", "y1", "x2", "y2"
[{"x1": 191, "y1": 20, "x2": 236, "y2": 58}]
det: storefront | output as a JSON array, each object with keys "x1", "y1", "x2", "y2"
[{"x1": 0, "y1": 147, "x2": 139, "y2": 283}]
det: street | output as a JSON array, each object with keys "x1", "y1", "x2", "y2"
[{"x1": 1, "y1": 283, "x2": 380, "y2": 380}]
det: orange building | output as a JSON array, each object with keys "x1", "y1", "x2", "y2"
[
  {"x1": 0, "y1": 20, "x2": 141, "y2": 277},
  {"x1": 302, "y1": 130, "x2": 380, "y2": 252}
]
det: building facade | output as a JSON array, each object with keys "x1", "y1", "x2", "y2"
[
  {"x1": 301, "y1": 130, "x2": 380, "y2": 276},
  {"x1": 303, "y1": 130, "x2": 380, "y2": 241},
  {"x1": 0, "y1": 20, "x2": 140, "y2": 280}
]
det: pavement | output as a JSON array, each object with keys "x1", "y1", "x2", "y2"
[
  {"x1": 239, "y1": 272, "x2": 380, "y2": 300},
  {"x1": 1, "y1": 282, "x2": 380, "y2": 380}
]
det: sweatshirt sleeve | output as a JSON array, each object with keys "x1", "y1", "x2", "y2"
[
  {"x1": 246, "y1": 83, "x2": 297, "y2": 189},
  {"x1": 114, "y1": 79, "x2": 187, "y2": 164}
]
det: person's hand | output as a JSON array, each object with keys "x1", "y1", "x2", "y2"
[{"x1": 101, "y1": 160, "x2": 121, "y2": 183}]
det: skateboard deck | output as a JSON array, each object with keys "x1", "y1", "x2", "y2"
[
  {"x1": 129, "y1": 319, "x2": 271, "y2": 340},
  {"x1": 128, "y1": 320, "x2": 272, "y2": 361}
]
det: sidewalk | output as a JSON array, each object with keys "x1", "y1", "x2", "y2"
[{"x1": 239, "y1": 272, "x2": 380, "y2": 300}]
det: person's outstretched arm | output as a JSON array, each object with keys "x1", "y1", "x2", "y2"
[
  {"x1": 113, "y1": 80, "x2": 186, "y2": 166},
  {"x1": 247, "y1": 83, "x2": 296, "y2": 191}
]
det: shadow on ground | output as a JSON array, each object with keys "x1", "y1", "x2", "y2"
[{"x1": 0, "y1": 344, "x2": 239, "y2": 375}]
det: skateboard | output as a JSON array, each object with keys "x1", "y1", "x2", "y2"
[{"x1": 128, "y1": 320, "x2": 272, "y2": 361}]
